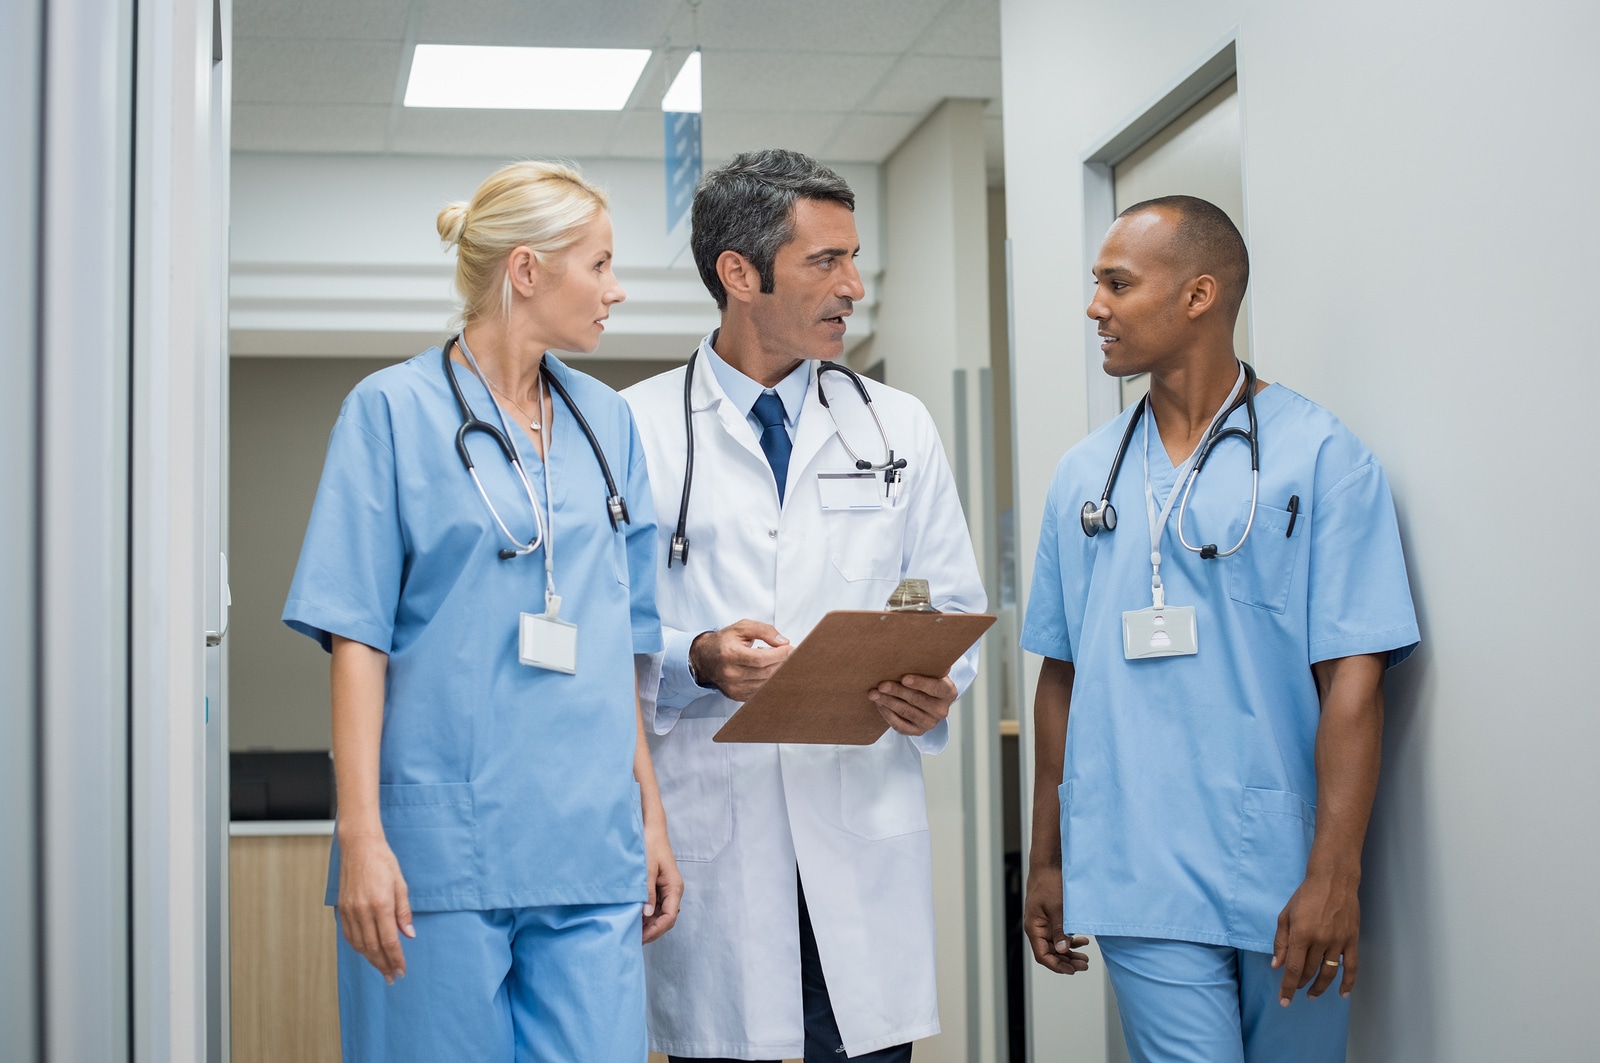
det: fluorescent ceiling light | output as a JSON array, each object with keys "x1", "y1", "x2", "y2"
[
  {"x1": 404, "y1": 45, "x2": 651, "y2": 110},
  {"x1": 661, "y1": 50, "x2": 702, "y2": 114}
]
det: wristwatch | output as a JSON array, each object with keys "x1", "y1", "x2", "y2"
[{"x1": 687, "y1": 631, "x2": 718, "y2": 690}]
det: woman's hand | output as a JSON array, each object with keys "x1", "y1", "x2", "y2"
[
  {"x1": 641, "y1": 817, "x2": 683, "y2": 943},
  {"x1": 336, "y1": 829, "x2": 415, "y2": 983}
]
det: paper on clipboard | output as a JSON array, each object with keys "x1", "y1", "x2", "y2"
[{"x1": 712, "y1": 610, "x2": 997, "y2": 745}]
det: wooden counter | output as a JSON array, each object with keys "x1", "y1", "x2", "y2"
[{"x1": 230, "y1": 824, "x2": 340, "y2": 1063}]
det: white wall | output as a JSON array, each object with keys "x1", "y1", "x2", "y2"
[
  {"x1": 873, "y1": 98, "x2": 1007, "y2": 1062},
  {"x1": 229, "y1": 152, "x2": 882, "y2": 361},
  {"x1": 1000, "y1": 2, "x2": 1600, "y2": 1059}
]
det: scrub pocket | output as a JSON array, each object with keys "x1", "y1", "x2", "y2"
[
  {"x1": 377, "y1": 781, "x2": 476, "y2": 909},
  {"x1": 838, "y1": 732, "x2": 928, "y2": 840},
  {"x1": 650, "y1": 718, "x2": 732, "y2": 862},
  {"x1": 1223, "y1": 501, "x2": 1301, "y2": 614},
  {"x1": 1227, "y1": 787, "x2": 1315, "y2": 947},
  {"x1": 824, "y1": 504, "x2": 907, "y2": 584}
]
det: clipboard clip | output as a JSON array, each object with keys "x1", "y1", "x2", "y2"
[{"x1": 885, "y1": 578, "x2": 938, "y2": 613}]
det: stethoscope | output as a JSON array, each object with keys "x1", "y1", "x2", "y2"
[
  {"x1": 667, "y1": 349, "x2": 904, "y2": 568},
  {"x1": 443, "y1": 335, "x2": 629, "y2": 561},
  {"x1": 1080, "y1": 360, "x2": 1260, "y2": 560}
]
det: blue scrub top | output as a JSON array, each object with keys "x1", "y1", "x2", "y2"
[
  {"x1": 1021, "y1": 384, "x2": 1418, "y2": 952},
  {"x1": 283, "y1": 349, "x2": 663, "y2": 913}
]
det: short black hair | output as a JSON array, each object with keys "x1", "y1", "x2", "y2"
[
  {"x1": 1119, "y1": 195, "x2": 1250, "y2": 313},
  {"x1": 691, "y1": 149, "x2": 856, "y2": 310}
]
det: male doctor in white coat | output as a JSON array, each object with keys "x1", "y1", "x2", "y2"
[{"x1": 623, "y1": 149, "x2": 986, "y2": 1062}]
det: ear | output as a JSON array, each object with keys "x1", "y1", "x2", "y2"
[
  {"x1": 717, "y1": 250, "x2": 759, "y2": 305},
  {"x1": 1184, "y1": 274, "x2": 1220, "y2": 321},
  {"x1": 505, "y1": 246, "x2": 541, "y2": 299}
]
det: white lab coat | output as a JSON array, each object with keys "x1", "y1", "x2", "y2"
[{"x1": 623, "y1": 350, "x2": 986, "y2": 1060}]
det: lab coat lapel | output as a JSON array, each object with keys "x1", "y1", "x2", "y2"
[
  {"x1": 786, "y1": 362, "x2": 839, "y2": 489},
  {"x1": 691, "y1": 347, "x2": 768, "y2": 466}
]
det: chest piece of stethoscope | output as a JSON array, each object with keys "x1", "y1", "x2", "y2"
[{"x1": 1081, "y1": 498, "x2": 1117, "y2": 535}]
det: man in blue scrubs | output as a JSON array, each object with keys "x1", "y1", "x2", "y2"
[{"x1": 1021, "y1": 196, "x2": 1418, "y2": 1063}]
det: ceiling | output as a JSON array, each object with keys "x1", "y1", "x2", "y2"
[{"x1": 232, "y1": 0, "x2": 1005, "y2": 182}]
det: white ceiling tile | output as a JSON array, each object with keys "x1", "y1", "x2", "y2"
[
  {"x1": 822, "y1": 112, "x2": 925, "y2": 162},
  {"x1": 704, "y1": 51, "x2": 899, "y2": 113},
  {"x1": 913, "y1": 0, "x2": 1002, "y2": 58},
  {"x1": 701, "y1": 111, "x2": 847, "y2": 160},
  {"x1": 606, "y1": 111, "x2": 669, "y2": 159},
  {"x1": 684, "y1": 0, "x2": 942, "y2": 55},
  {"x1": 232, "y1": 104, "x2": 391, "y2": 152},
  {"x1": 859, "y1": 54, "x2": 1000, "y2": 112},
  {"x1": 234, "y1": 0, "x2": 413, "y2": 41},
  {"x1": 233, "y1": 39, "x2": 404, "y2": 105},
  {"x1": 414, "y1": 0, "x2": 677, "y2": 48},
  {"x1": 388, "y1": 109, "x2": 620, "y2": 158}
]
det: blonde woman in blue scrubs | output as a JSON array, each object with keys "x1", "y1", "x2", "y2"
[{"x1": 283, "y1": 161, "x2": 682, "y2": 1062}]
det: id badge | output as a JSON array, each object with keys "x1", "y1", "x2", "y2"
[
  {"x1": 816, "y1": 470, "x2": 882, "y2": 510},
  {"x1": 520, "y1": 611, "x2": 578, "y2": 673},
  {"x1": 1122, "y1": 605, "x2": 1198, "y2": 660}
]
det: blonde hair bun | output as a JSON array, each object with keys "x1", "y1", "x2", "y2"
[
  {"x1": 441, "y1": 161, "x2": 609, "y2": 327},
  {"x1": 437, "y1": 202, "x2": 470, "y2": 246}
]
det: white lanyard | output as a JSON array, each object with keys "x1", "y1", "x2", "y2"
[
  {"x1": 459, "y1": 336, "x2": 561, "y2": 614},
  {"x1": 1141, "y1": 364, "x2": 1246, "y2": 608}
]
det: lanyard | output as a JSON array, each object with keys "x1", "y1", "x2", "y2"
[
  {"x1": 1141, "y1": 364, "x2": 1246, "y2": 608},
  {"x1": 459, "y1": 335, "x2": 561, "y2": 614}
]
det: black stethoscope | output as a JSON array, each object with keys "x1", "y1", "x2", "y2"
[
  {"x1": 443, "y1": 335, "x2": 629, "y2": 560},
  {"x1": 1080, "y1": 360, "x2": 1260, "y2": 559},
  {"x1": 667, "y1": 349, "x2": 904, "y2": 567}
]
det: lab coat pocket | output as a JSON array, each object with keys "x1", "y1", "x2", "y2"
[
  {"x1": 1222, "y1": 502, "x2": 1300, "y2": 614},
  {"x1": 824, "y1": 506, "x2": 906, "y2": 584},
  {"x1": 1228, "y1": 787, "x2": 1316, "y2": 947},
  {"x1": 377, "y1": 782, "x2": 475, "y2": 907},
  {"x1": 650, "y1": 718, "x2": 733, "y2": 862},
  {"x1": 838, "y1": 734, "x2": 928, "y2": 840}
]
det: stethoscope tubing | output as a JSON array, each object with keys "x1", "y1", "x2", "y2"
[
  {"x1": 1083, "y1": 361, "x2": 1261, "y2": 558},
  {"x1": 668, "y1": 352, "x2": 900, "y2": 569},
  {"x1": 443, "y1": 336, "x2": 629, "y2": 562}
]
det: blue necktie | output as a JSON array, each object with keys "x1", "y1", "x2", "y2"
[{"x1": 752, "y1": 391, "x2": 792, "y2": 504}]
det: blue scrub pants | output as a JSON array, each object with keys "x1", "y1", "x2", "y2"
[
  {"x1": 1097, "y1": 937, "x2": 1349, "y2": 1063},
  {"x1": 338, "y1": 903, "x2": 645, "y2": 1063}
]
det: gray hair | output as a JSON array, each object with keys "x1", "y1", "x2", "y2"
[{"x1": 691, "y1": 149, "x2": 856, "y2": 310}]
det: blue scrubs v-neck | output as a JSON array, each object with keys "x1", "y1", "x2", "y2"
[
  {"x1": 1021, "y1": 383, "x2": 1418, "y2": 952},
  {"x1": 283, "y1": 349, "x2": 663, "y2": 913}
]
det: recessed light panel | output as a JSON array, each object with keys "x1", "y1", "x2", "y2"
[
  {"x1": 661, "y1": 50, "x2": 701, "y2": 114},
  {"x1": 404, "y1": 45, "x2": 652, "y2": 110}
]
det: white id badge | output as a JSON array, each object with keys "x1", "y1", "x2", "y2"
[
  {"x1": 1122, "y1": 605, "x2": 1198, "y2": 660},
  {"x1": 816, "y1": 470, "x2": 882, "y2": 510},
  {"x1": 520, "y1": 612, "x2": 578, "y2": 673}
]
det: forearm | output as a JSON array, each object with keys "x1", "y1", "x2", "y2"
[
  {"x1": 1306, "y1": 654, "x2": 1386, "y2": 883},
  {"x1": 331, "y1": 636, "x2": 389, "y2": 839},
  {"x1": 633, "y1": 688, "x2": 667, "y2": 829},
  {"x1": 1029, "y1": 657, "x2": 1075, "y2": 870}
]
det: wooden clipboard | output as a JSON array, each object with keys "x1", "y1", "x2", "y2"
[{"x1": 712, "y1": 610, "x2": 997, "y2": 745}]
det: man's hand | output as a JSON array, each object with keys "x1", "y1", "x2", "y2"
[
  {"x1": 689, "y1": 620, "x2": 792, "y2": 702},
  {"x1": 1023, "y1": 865, "x2": 1090, "y2": 975},
  {"x1": 1272, "y1": 871, "x2": 1361, "y2": 1004},
  {"x1": 869, "y1": 674, "x2": 958, "y2": 736}
]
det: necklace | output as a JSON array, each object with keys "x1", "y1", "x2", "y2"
[{"x1": 482, "y1": 370, "x2": 546, "y2": 432}]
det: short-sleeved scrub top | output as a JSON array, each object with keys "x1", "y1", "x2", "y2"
[
  {"x1": 1022, "y1": 383, "x2": 1418, "y2": 953},
  {"x1": 283, "y1": 349, "x2": 663, "y2": 913}
]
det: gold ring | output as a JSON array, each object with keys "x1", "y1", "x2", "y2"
[{"x1": 1322, "y1": 959, "x2": 1340, "y2": 967}]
